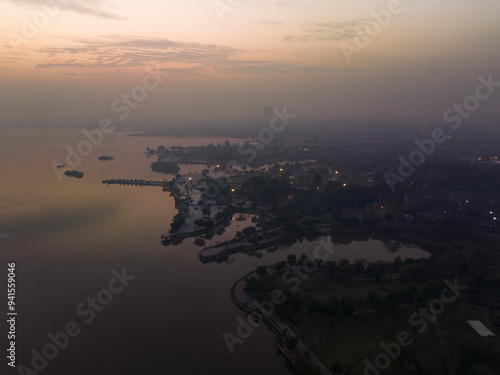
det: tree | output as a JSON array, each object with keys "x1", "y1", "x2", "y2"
[
  {"x1": 327, "y1": 296, "x2": 339, "y2": 317},
  {"x1": 194, "y1": 237, "x2": 205, "y2": 247},
  {"x1": 325, "y1": 261, "x2": 336, "y2": 275},
  {"x1": 235, "y1": 231, "x2": 242, "y2": 239},
  {"x1": 242, "y1": 226, "x2": 257, "y2": 237},
  {"x1": 274, "y1": 261, "x2": 287, "y2": 272},
  {"x1": 202, "y1": 204, "x2": 211, "y2": 217},
  {"x1": 169, "y1": 213, "x2": 185, "y2": 233},
  {"x1": 194, "y1": 219, "x2": 205, "y2": 228},
  {"x1": 384, "y1": 240, "x2": 402, "y2": 253},
  {"x1": 366, "y1": 291, "x2": 382, "y2": 308},
  {"x1": 331, "y1": 364, "x2": 343, "y2": 374},
  {"x1": 405, "y1": 286, "x2": 419, "y2": 303},
  {"x1": 298, "y1": 254, "x2": 308, "y2": 266},
  {"x1": 256, "y1": 266, "x2": 267, "y2": 277},
  {"x1": 366, "y1": 262, "x2": 385, "y2": 281},
  {"x1": 387, "y1": 292, "x2": 402, "y2": 307},
  {"x1": 290, "y1": 294, "x2": 303, "y2": 311},
  {"x1": 285, "y1": 336, "x2": 298, "y2": 350},
  {"x1": 354, "y1": 259, "x2": 365, "y2": 273},
  {"x1": 150, "y1": 161, "x2": 180, "y2": 175},
  {"x1": 340, "y1": 297, "x2": 355, "y2": 316},
  {"x1": 404, "y1": 257, "x2": 416, "y2": 265},
  {"x1": 392, "y1": 256, "x2": 403, "y2": 271},
  {"x1": 287, "y1": 254, "x2": 297, "y2": 266},
  {"x1": 337, "y1": 259, "x2": 353, "y2": 276}
]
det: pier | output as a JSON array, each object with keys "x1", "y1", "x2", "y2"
[{"x1": 102, "y1": 178, "x2": 169, "y2": 188}]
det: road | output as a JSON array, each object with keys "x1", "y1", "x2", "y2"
[{"x1": 232, "y1": 270, "x2": 333, "y2": 375}]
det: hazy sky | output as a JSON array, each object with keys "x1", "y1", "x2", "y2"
[{"x1": 0, "y1": 0, "x2": 499, "y2": 129}]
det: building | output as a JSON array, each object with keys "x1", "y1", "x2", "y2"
[{"x1": 467, "y1": 320, "x2": 496, "y2": 337}]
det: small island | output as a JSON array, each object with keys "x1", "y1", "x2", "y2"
[
  {"x1": 64, "y1": 170, "x2": 84, "y2": 179},
  {"x1": 151, "y1": 160, "x2": 180, "y2": 175},
  {"x1": 98, "y1": 156, "x2": 114, "y2": 161}
]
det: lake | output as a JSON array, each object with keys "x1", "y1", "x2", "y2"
[{"x1": 0, "y1": 129, "x2": 429, "y2": 375}]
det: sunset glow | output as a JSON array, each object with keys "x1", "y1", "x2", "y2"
[{"x1": 1, "y1": 0, "x2": 499, "y2": 127}]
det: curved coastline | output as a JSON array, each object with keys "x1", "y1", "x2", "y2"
[
  {"x1": 231, "y1": 269, "x2": 334, "y2": 375},
  {"x1": 200, "y1": 226, "x2": 334, "y2": 262},
  {"x1": 197, "y1": 213, "x2": 500, "y2": 263},
  {"x1": 199, "y1": 221, "x2": 437, "y2": 263}
]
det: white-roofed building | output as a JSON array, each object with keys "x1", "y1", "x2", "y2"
[{"x1": 467, "y1": 320, "x2": 496, "y2": 337}]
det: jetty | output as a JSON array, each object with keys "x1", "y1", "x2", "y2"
[{"x1": 102, "y1": 178, "x2": 169, "y2": 188}]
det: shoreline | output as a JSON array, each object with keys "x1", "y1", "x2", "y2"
[
  {"x1": 230, "y1": 269, "x2": 333, "y2": 375},
  {"x1": 199, "y1": 222, "x2": 432, "y2": 263},
  {"x1": 199, "y1": 217, "x2": 500, "y2": 263}
]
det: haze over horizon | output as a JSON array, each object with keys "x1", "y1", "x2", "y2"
[{"x1": 1, "y1": 0, "x2": 499, "y2": 130}]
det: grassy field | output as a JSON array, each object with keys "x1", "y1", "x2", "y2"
[
  {"x1": 262, "y1": 271, "x2": 421, "y2": 306},
  {"x1": 254, "y1": 272, "x2": 500, "y2": 374}
]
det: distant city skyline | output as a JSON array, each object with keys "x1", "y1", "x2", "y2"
[{"x1": 0, "y1": 0, "x2": 499, "y2": 129}]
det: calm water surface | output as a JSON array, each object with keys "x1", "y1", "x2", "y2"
[{"x1": 0, "y1": 130, "x2": 428, "y2": 375}]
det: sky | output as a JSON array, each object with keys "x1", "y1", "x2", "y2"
[{"x1": 0, "y1": 0, "x2": 499, "y2": 129}]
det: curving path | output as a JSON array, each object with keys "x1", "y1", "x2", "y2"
[{"x1": 231, "y1": 270, "x2": 333, "y2": 375}]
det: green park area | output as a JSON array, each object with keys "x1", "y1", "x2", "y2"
[{"x1": 246, "y1": 262, "x2": 500, "y2": 374}]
